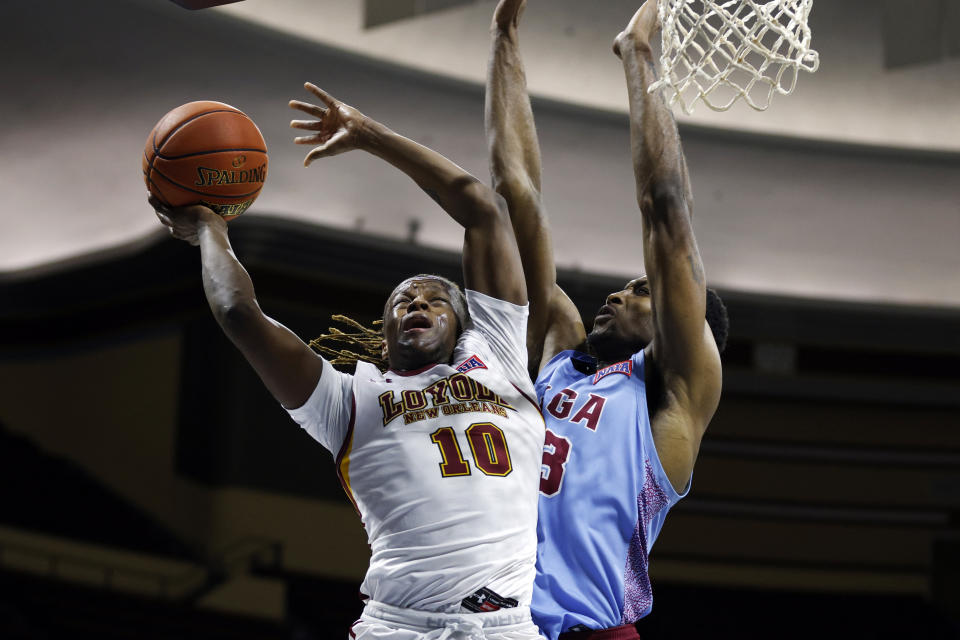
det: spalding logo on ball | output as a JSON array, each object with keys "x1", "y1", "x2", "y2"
[{"x1": 142, "y1": 101, "x2": 267, "y2": 221}]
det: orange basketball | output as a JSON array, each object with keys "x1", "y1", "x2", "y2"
[{"x1": 142, "y1": 101, "x2": 268, "y2": 221}]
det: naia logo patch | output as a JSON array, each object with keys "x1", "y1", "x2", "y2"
[
  {"x1": 456, "y1": 355, "x2": 487, "y2": 373},
  {"x1": 593, "y1": 359, "x2": 632, "y2": 384}
]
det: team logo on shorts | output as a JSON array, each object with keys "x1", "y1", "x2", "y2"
[
  {"x1": 593, "y1": 359, "x2": 632, "y2": 384},
  {"x1": 456, "y1": 355, "x2": 487, "y2": 373}
]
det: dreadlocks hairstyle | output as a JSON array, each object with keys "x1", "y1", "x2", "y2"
[
  {"x1": 310, "y1": 275, "x2": 472, "y2": 372},
  {"x1": 705, "y1": 288, "x2": 729, "y2": 354},
  {"x1": 309, "y1": 315, "x2": 387, "y2": 371}
]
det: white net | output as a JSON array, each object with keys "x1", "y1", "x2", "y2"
[{"x1": 651, "y1": 0, "x2": 820, "y2": 114}]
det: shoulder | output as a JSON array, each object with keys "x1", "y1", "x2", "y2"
[
  {"x1": 461, "y1": 289, "x2": 529, "y2": 351},
  {"x1": 646, "y1": 327, "x2": 720, "y2": 416},
  {"x1": 465, "y1": 288, "x2": 529, "y2": 317},
  {"x1": 351, "y1": 360, "x2": 384, "y2": 383},
  {"x1": 461, "y1": 289, "x2": 532, "y2": 386}
]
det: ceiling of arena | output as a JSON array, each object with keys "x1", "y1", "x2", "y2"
[
  {"x1": 364, "y1": 0, "x2": 479, "y2": 28},
  {"x1": 209, "y1": 0, "x2": 960, "y2": 152},
  {"x1": 2, "y1": 0, "x2": 958, "y2": 309}
]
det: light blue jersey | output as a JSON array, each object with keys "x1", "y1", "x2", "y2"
[{"x1": 531, "y1": 349, "x2": 688, "y2": 639}]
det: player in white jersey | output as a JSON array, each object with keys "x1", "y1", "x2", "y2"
[
  {"x1": 291, "y1": 285, "x2": 544, "y2": 618},
  {"x1": 486, "y1": 2, "x2": 726, "y2": 638},
  {"x1": 150, "y1": 83, "x2": 546, "y2": 640}
]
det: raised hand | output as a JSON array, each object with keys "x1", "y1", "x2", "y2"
[
  {"x1": 149, "y1": 195, "x2": 224, "y2": 245},
  {"x1": 492, "y1": 0, "x2": 526, "y2": 31},
  {"x1": 289, "y1": 82, "x2": 370, "y2": 166},
  {"x1": 613, "y1": 0, "x2": 660, "y2": 59}
]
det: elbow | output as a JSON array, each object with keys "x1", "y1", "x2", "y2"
[
  {"x1": 213, "y1": 297, "x2": 262, "y2": 337},
  {"x1": 463, "y1": 180, "x2": 511, "y2": 228},
  {"x1": 491, "y1": 166, "x2": 540, "y2": 201},
  {"x1": 638, "y1": 179, "x2": 689, "y2": 223}
]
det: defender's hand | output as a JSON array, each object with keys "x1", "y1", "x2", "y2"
[
  {"x1": 149, "y1": 195, "x2": 224, "y2": 246},
  {"x1": 289, "y1": 82, "x2": 370, "y2": 166},
  {"x1": 492, "y1": 0, "x2": 525, "y2": 31}
]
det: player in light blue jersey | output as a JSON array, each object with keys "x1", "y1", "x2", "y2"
[{"x1": 485, "y1": 1, "x2": 728, "y2": 638}]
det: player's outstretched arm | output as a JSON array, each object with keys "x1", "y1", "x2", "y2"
[
  {"x1": 615, "y1": 2, "x2": 721, "y2": 489},
  {"x1": 486, "y1": 0, "x2": 584, "y2": 372},
  {"x1": 150, "y1": 197, "x2": 324, "y2": 409},
  {"x1": 290, "y1": 83, "x2": 525, "y2": 307}
]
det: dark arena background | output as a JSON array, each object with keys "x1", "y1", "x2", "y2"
[{"x1": 2, "y1": 0, "x2": 959, "y2": 638}]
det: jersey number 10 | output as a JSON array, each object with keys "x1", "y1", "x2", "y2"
[{"x1": 430, "y1": 423, "x2": 512, "y2": 477}]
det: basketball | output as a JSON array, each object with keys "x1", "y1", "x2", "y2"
[{"x1": 142, "y1": 101, "x2": 268, "y2": 221}]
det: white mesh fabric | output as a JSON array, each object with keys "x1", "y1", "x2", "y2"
[{"x1": 651, "y1": 0, "x2": 819, "y2": 113}]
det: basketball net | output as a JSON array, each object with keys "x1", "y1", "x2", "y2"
[{"x1": 650, "y1": 0, "x2": 820, "y2": 114}]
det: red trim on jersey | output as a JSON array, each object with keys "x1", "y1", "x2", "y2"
[
  {"x1": 388, "y1": 362, "x2": 442, "y2": 377},
  {"x1": 335, "y1": 396, "x2": 361, "y2": 517},
  {"x1": 512, "y1": 382, "x2": 544, "y2": 418},
  {"x1": 559, "y1": 623, "x2": 642, "y2": 640}
]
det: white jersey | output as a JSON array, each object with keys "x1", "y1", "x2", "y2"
[{"x1": 288, "y1": 290, "x2": 545, "y2": 612}]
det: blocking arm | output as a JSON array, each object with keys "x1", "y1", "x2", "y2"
[
  {"x1": 616, "y1": 3, "x2": 722, "y2": 486},
  {"x1": 485, "y1": 0, "x2": 585, "y2": 371}
]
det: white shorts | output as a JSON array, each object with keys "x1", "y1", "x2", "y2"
[{"x1": 350, "y1": 600, "x2": 546, "y2": 640}]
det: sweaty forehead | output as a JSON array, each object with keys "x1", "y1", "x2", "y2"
[
  {"x1": 391, "y1": 277, "x2": 449, "y2": 299},
  {"x1": 625, "y1": 275, "x2": 648, "y2": 288}
]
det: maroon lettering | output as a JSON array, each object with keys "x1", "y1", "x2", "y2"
[
  {"x1": 430, "y1": 427, "x2": 470, "y2": 477},
  {"x1": 402, "y1": 389, "x2": 427, "y2": 411},
  {"x1": 540, "y1": 428, "x2": 571, "y2": 496},
  {"x1": 379, "y1": 391, "x2": 404, "y2": 426},
  {"x1": 473, "y1": 380, "x2": 498, "y2": 403},
  {"x1": 466, "y1": 423, "x2": 512, "y2": 476},
  {"x1": 449, "y1": 374, "x2": 473, "y2": 401},
  {"x1": 570, "y1": 394, "x2": 606, "y2": 431},
  {"x1": 423, "y1": 379, "x2": 450, "y2": 405},
  {"x1": 546, "y1": 388, "x2": 578, "y2": 419}
]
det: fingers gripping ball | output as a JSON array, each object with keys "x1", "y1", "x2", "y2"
[{"x1": 142, "y1": 101, "x2": 267, "y2": 221}]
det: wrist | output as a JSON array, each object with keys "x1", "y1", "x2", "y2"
[
  {"x1": 621, "y1": 39, "x2": 656, "y2": 69},
  {"x1": 357, "y1": 117, "x2": 388, "y2": 154},
  {"x1": 197, "y1": 209, "x2": 228, "y2": 234}
]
